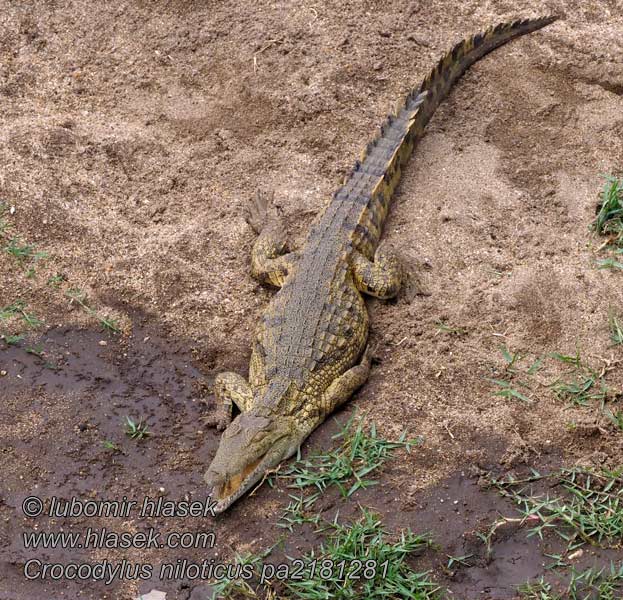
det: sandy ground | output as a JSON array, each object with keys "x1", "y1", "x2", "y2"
[{"x1": 1, "y1": 1, "x2": 622, "y2": 599}]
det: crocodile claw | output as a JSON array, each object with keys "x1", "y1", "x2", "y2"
[
  {"x1": 246, "y1": 189, "x2": 275, "y2": 234},
  {"x1": 203, "y1": 411, "x2": 232, "y2": 432}
]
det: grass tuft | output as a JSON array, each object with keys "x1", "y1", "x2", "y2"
[
  {"x1": 124, "y1": 416, "x2": 150, "y2": 440},
  {"x1": 0, "y1": 301, "x2": 43, "y2": 328},
  {"x1": 102, "y1": 440, "x2": 123, "y2": 453},
  {"x1": 213, "y1": 511, "x2": 441, "y2": 599},
  {"x1": 491, "y1": 467, "x2": 623, "y2": 551},
  {"x1": 211, "y1": 549, "x2": 272, "y2": 600},
  {"x1": 65, "y1": 288, "x2": 120, "y2": 333},
  {"x1": 519, "y1": 563, "x2": 623, "y2": 599},
  {"x1": 487, "y1": 378, "x2": 532, "y2": 403},
  {"x1": 284, "y1": 509, "x2": 439, "y2": 600},
  {"x1": 434, "y1": 321, "x2": 467, "y2": 336},
  {"x1": 596, "y1": 257, "x2": 623, "y2": 270},
  {"x1": 593, "y1": 175, "x2": 623, "y2": 238},
  {"x1": 278, "y1": 414, "x2": 419, "y2": 524},
  {"x1": 603, "y1": 407, "x2": 623, "y2": 431},
  {"x1": 551, "y1": 369, "x2": 608, "y2": 407},
  {"x1": 486, "y1": 346, "x2": 535, "y2": 403},
  {"x1": 608, "y1": 309, "x2": 623, "y2": 345}
]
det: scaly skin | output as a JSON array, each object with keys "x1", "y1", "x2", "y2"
[{"x1": 204, "y1": 16, "x2": 558, "y2": 513}]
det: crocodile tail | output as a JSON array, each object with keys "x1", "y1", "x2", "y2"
[
  {"x1": 411, "y1": 15, "x2": 559, "y2": 133},
  {"x1": 344, "y1": 16, "x2": 557, "y2": 258}
]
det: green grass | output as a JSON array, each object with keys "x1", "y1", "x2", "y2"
[
  {"x1": 1, "y1": 215, "x2": 121, "y2": 334},
  {"x1": 491, "y1": 467, "x2": 623, "y2": 551},
  {"x1": 518, "y1": 577, "x2": 558, "y2": 599},
  {"x1": 123, "y1": 416, "x2": 150, "y2": 440},
  {"x1": 551, "y1": 370, "x2": 608, "y2": 407},
  {"x1": 4, "y1": 237, "x2": 48, "y2": 277},
  {"x1": 213, "y1": 510, "x2": 440, "y2": 599},
  {"x1": 550, "y1": 349, "x2": 583, "y2": 368},
  {"x1": 434, "y1": 321, "x2": 467, "y2": 336},
  {"x1": 603, "y1": 407, "x2": 623, "y2": 431},
  {"x1": 102, "y1": 440, "x2": 123, "y2": 453},
  {"x1": 527, "y1": 356, "x2": 544, "y2": 375},
  {"x1": 592, "y1": 176, "x2": 623, "y2": 273},
  {"x1": 2, "y1": 334, "x2": 24, "y2": 345},
  {"x1": 500, "y1": 345, "x2": 523, "y2": 371},
  {"x1": 0, "y1": 303, "x2": 49, "y2": 361},
  {"x1": 519, "y1": 564, "x2": 623, "y2": 599},
  {"x1": 284, "y1": 509, "x2": 439, "y2": 600},
  {"x1": 278, "y1": 414, "x2": 419, "y2": 525},
  {"x1": 0, "y1": 210, "x2": 120, "y2": 334},
  {"x1": 566, "y1": 564, "x2": 623, "y2": 599},
  {"x1": 211, "y1": 548, "x2": 272, "y2": 599},
  {"x1": 278, "y1": 493, "x2": 322, "y2": 532},
  {"x1": 4, "y1": 238, "x2": 47, "y2": 262},
  {"x1": 596, "y1": 257, "x2": 623, "y2": 270},
  {"x1": 593, "y1": 175, "x2": 623, "y2": 239},
  {"x1": 608, "y1": 310, "x2": 623, "y2": 345},
  {"x1": 547, "y1": 348, "x2": 611, "y2": 409},
  {"x1": 487, "y1": 378, "x2": 532, "y2": 403},
  {"x1": 0, "y1": 301, "x2": 42, "y2": 328},
  {"x1": 65, "y1": 288, "x2": 120, "y2": 333},
  {"x1": 549, "y1": 352, "x2": 623, "y2": 427},
  {"x1": 25, "y1": 345, "x2": 44, "y2": 357},
  {"x1": 486, "y1": 346, "x2": 535, "y2": 403},
  {"x1": 445, "y1": 553, "x2": 473, "y2": 571},
  {"x1": 47, "y1": 273, "x2": 66, "y2": 288}
]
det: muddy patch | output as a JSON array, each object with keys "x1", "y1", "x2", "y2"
[
  {"x1": 1, "y1": 322, "x2": 617, "y2": 600},
  {"x1": 1, "y1": 323, "x2": 621, "y2": 600}
]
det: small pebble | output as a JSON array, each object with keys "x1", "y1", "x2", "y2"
[{"x1": 99, "y1": 340, "x2": 107, "y2": 346}]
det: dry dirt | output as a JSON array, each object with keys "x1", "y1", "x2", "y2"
[{"x1": 1, "y1": 1, "x2": 623, "y2": 599}]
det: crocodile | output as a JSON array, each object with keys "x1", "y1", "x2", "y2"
[{"x1": 203, "y1": 15, "x2": 558, "y2": 513}]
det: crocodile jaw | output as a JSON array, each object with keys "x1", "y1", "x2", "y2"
[
  {"x1": 207, "y1": 453, "x2": 269, "y2": 514},
  {"x1": 206, "y1": 438, "x2": 300, "y2": 514}
]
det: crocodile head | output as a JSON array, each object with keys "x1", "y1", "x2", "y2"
[{"x1": 204, "y1": 409, "x2": 299, "y2": 513}]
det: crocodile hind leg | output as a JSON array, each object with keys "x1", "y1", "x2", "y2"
[
  {"x1": 246, "y1": 190, "x2": 296, "y2": 288},
  {"x1": 205, "y1": 372, "x2": 253, "y2": 431},
  {"x1": 350, "y1": 242, "x2": 402, "y2": 299},
  {"x1": 319, "y1": 345, "x2": 373, "y2": 416}
]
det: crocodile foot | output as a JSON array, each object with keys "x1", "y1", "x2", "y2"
[
  {"x1": 246, "y1": 189, "x2": 276, "y2": 234},
  {"x1": 203, "y1": 410, "x2": 232, "y2": 432}
]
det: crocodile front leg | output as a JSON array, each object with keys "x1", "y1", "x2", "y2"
[
  {"x1": 318, "y1": 345, "x2": 372, "y2": 416},
  {"x1": 351, "y1": 242, "x2": 402, "y2": 299},
  {"x1": 205, "y1": 372, "x2": 253, "y2": 431},
  {"x1": 246, "y1": 190, "x2": 296, "y2": 288}
]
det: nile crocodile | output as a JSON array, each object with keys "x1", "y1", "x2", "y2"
[{"x1": 203, "y1": 16, "x2": 558, "y2": 513}]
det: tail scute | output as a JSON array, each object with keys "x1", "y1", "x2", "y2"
[{"x1": 341, "y1": 15, "x2": 557, "y2": 210}]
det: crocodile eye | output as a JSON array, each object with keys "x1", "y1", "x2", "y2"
[{"x1": 249, "y1": 430, "x2": 268, "y2": 444}]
